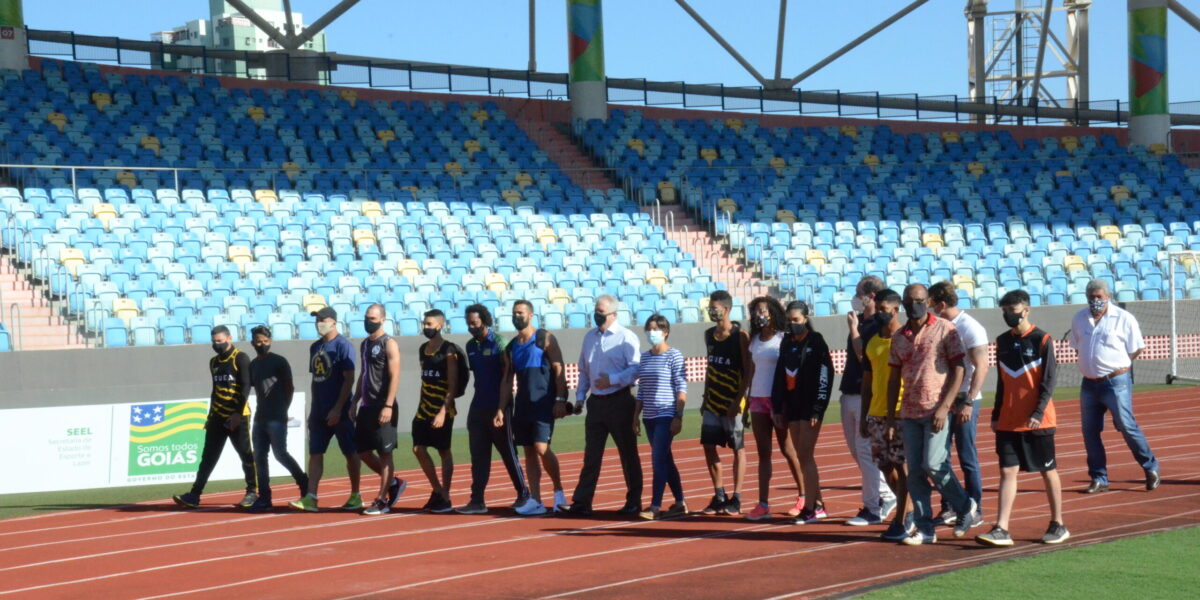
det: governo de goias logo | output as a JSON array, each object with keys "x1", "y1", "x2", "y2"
[{"x1": 128, "y1": 402, "x2": 208, "y2": 476}]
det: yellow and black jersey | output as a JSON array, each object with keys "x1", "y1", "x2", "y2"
[
  {"x1": 209, "y1": 349, "x2": 252, "y2": 419},
  {"x1": 416, "y1": 340, "x2": 458, "y2": 421},
  {"x1": 994, "y1": 326, "x2": 1057, "y2": 433},
  {"x1": 703, "y1": 324, "x2": 746, "y2": 415}
]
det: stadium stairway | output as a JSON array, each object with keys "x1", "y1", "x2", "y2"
[
  {"x1": 0, "y1": 258, "x2": 84, "y2": 351},
  {"x1": 512, "y1": 114, "x2": 773, "y2": 305}
]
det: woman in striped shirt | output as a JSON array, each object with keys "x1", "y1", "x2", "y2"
[{"x1": 634, "y1": 314, "x2": 688, "y2": 520}]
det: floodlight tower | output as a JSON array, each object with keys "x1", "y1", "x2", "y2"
[
  {"x1": 567, "y1": 0, "x2": 606, "y2": 122},
  {"x1": 0, "y1": 0, "x2": 28, "y2": 70}
]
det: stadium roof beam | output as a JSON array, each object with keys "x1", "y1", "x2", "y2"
[
  {"x1": 222, "y1": 0, "x2": 292, "y2": 50},
  {"x1": 1028, "y1": 0, "x2": 1054, "y2": 107},
  {"x1": 774, "y1": 0, "x2": 788, "y2": 81},
  {"x1": 281, "y1": 0, "x2": 298, "y2": 39},
  {"x1": 785, "y1": 0, "x2": 929, "y2": 88},
  {"x1": 674, "y1": 0, "x2": 768, "y2": 86},
  {"x1": 223, "y1": 0, "x2": 361, "y2": 52},
  {"x1": 1169, "y1": 0, "x2": 1200, "y2": 32}
]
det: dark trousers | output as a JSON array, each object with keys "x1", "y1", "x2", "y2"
[
  {"x1": 252, "y1": 418, "x2": 307, "y2": 500},
  {"x1": 191, "y1": 417, "x2": 256, "y2": 496},
  {"x1": 467, "y1": 405, "x2": 528, "y2": 504},
  {"x1": 571, "y1": 388, "x2": 643, "y2": 508},
  {"x1": 644, "y1": 416, "x2": 684, "y2": 508},
  {"x1": 942, "y1": 398, "x2": 983, "y2": 514}
]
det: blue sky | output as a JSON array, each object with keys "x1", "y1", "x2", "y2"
[{"x1": 23, "y1": 1, "x2": 1200, "y2": 105}]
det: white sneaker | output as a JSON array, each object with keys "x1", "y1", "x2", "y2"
[
  {"x1": 515, "y1": 497, "x2": 548, "y2": 516},
  {"x1": 953, "y1": 499, "x2": 979, "y2": 538},
  {"x1": 553, "y1": 490, "x2": 568, "y2": 513},
  {"x1": 879, "y1": 496, "x2": 898, "y2": 521}
]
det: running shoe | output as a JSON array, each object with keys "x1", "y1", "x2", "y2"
[
  {"x1": 879, "y1": 496, "x2": 898, "y2": 521},
  {"x1": 786, "y1": 495, "x2": 805, "y2": 517},
  {"x1": 363, "y1": 499, "x2": 389, "y2": 515},
  {"x1": 617, "y1": 502, "x2": 642, "y2": 515},
  {"x1": 793, "y1": 503, "x2": 827, "y2": 525},
  {"x1": 340, "y1": 493, "x2": 364, "y2": 511},
  {"x1": 933, "y1": 508, "x2": 957, "y2": 526},
  {"x1": 430, "y1": 494, "x2": 454, "y2": 514},
  {"x1": 639, "y1": 507, "x2": 661, "y2": 521},
  {"x1": 700, "y1": 494, "x2": 727, "y2": 515},
  {"x1": 901, "y1": 530, "x2": 937, "y2": 545},
  {"x1": 845, "y1": 506, "x2": 882, "y2": 527},
  {"x1": 953, "y1": 499, "x2": 979, "y2": 538},
  {"x1": 515, "y1": 498, "x2": 548, "y2": 516},
  {"x1": 421, "y1": 492, "x2": 439, "y2": 511},
  {"x1": 1042, "y1": 521, "x2": 1070, "y2": 544},
  {"x1": 880, "y1": 520, "x2": 910, "y2": 541},
  {"x1": 386, "y1": 477, "x2": 407, "y2": 509},
  {"x1": 720, "y1": 495, "x2": 742, "y2": 516},
  {"x1": 235, "y1": 492, "x2": 258, "y2": 509},
  {"x1": 975, "y1": 525, "x2": 1013, "y2": 547},
  {"x1": 289, "y1": 495, "x2": 318, "y2": 512},
  {"x1": 553, "y1": 490, "x2": 569, "y2": 513},
  {"x1": 296, "y1": 474, "x2": 310, "y2": 499},
  {"x1": 744, "y1": 502, "x2": 772, "y2": 521},
  {"x1": 510, "y1": 494, "x2": 531, "y2": 510},
  {"x1": 455, "y1": 501, "x2": 488, "y2": 515},
  {"x1": 1146, "y1": 470, "x2": 1161, "y2": 491},
  {"x1": 247, "y1": 496, "x2": 273, "y2": 513},
  {"x1": 663, "y1": 503, "x2": 689, "y2": 519},
  {"x1": 172, "y1": 492, "x2": 200, "y2": 509}
]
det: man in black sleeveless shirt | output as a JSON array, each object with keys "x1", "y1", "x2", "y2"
[{"x1": 355, "y1": 304, "x2": 407, "y2": 515}]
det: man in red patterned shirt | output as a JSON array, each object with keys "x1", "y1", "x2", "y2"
[{"x1": 886, "y1": 284, "x2": 976, "y2": 545}]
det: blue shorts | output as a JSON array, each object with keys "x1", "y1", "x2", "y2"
[
  {"x1": 309, "y1": 412, "x2": 356, "y2": 456},
  {"x1": 512, "y1": 416, "x2": 554, "y2": 446}
]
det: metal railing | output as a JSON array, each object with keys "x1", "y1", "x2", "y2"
[
  {"x1": 7, "y1": 303, "x2": 20, "y2": 351},
  {"x1": 21, "y1": 28, "x2": 1200, "y2": 128}
]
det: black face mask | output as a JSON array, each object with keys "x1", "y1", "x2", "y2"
[
  {"x1": 422, "y1": 327, "x2": 438, "y2": 339},
  {"x1": 753, "y1": 314, "x2": 769, "y2": 328},
  {"x1": 874, "y1": 312, "x2": 894, "y2": 328},
  {"x1": 468, "y1": 326, "x2": 485, "y2": 338},
  {"x1": 364, "y1": 319, "x2": 382, "y2": 335},
  {"x1": 512, "y1": 316, "x2": 529, "y2": 331},
  {"x1": 593, "y1": 312, "x2": 608, "y2": 328},
  {"x1": 253, "y1": 343, "x2": 270, "y2": 356},
  {"x1": 212, "y1": 342, "x2": 228, "y2": 355},
  {"x1": 905, "y1": 301, "x2": 928, "y2": 321},
  {"x1": 707, "y1": 308, "x2": 722, "y2": 322},
  {"x1": 788, "y1": 322, "x2": 807, "y2": 336},
  {"x1": 1003, "y1": 311, "x2": 1024, "y2": 328}
]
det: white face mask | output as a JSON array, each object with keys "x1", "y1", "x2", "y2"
[
  {"x1": 647, "y1": 330, "x2": 665, "y2": 346},
  {"x1": 850, "y1": 296, "x2": 865, "y2": 313},
  {"x1": 316, "y1": 321, "x2": 335, "y2": 336}
]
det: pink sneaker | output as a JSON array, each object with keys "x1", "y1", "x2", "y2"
[
  {"x1": 786, "y1": 496, "x2": 805, "y2": 517},
  {"x1": 744, "y1": 502, "x2": 772, "y2": 521}
]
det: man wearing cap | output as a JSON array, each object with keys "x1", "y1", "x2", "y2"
[
  {"x1": 1070, "y1": 279, "x2": 1160, "y2": 494},
  {"x1": 291, "y1": 307, "x2": 384, "y2": 512}
]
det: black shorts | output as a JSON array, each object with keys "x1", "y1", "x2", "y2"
[
  {"x1": 785, "y1": 399, "x2": 825, "y2": 423},
  {"x1": 412, "y1": 416, "x2": 454, "y2": 451},
  {"x1": 996, "y1": 430, "x2": 1057, "y2": 473},
  {"x1": 308, "y1": 411, "x2": 355, "y2": 456},
  {"x1": 512, "y1": 417, "x2": 554, "y2": 446},
  {"x1": 354, "y1": 405, "x2": 399, "y2": 454}
]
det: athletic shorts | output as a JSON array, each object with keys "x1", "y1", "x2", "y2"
[
  {"x1": 700, "y1": 410, "x2": 744, "y2": 450},
  {"x1": 512, "y1": 416, "x2": 554, "y2": 446},
  {"x1": 309, "y1": 410, "x2": 356, "y2": 456},
  {"x1": 866, "y1": 416, "x2": 905, "y2": 469},
  {"x1": 747, "y1": 396, "x2": 773, "y2": 415},
  {"x1": 996, "y1": 430, "x2": 1057, "y2": 473},
  {"x1": 353, "y1": 404, "x2": 399, "y2": 454},
  {"x1": 412, "y1": 416, "x2": 454, "y2": 451}
]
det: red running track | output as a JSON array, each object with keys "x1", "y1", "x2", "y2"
[{"x1": 0, "y1": 388, "x2": 1197, "y2": 600}]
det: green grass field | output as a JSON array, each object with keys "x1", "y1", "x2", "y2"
[{"x1": 857, "y1": 525, "x2": 1200, "y2": 599}]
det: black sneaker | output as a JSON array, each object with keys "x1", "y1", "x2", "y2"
[
  {"x1": 234, "y1": 492, "x2": 258, "y2": 509},
  {"x1": 721, "y1": 495, "x2": 742, "y2": 516},
  {"x1": 363, "y1": 499, "x2": 389, "y2": 515},
  {"x1": 386, "y1": 477, "x2": 407, "y2": 508},
  {"x1": 701, "y1": 494, "x2": 727, "y2": 515},
  {"x1": 880, "y1": 520, "x2": 909, "y2": 541},
  {"x1": 975, "y1": 525, "x2": 1014, "y2": 547},
  {"x1": 561, "y1": 503, "x2": 593, "y2": 517},
  {"x1": 1042, "y1": 521, "x2": 1070, "y2": 544},
  {"x1": 617, "y1": 503, "x2": 642, "y2": 515},
  {"x1": 247, "y1": 496, "x2": 273, "y2": 513},
  {"x1": 172, "y1": 492, "x2": 201, "y2": 509},
  {"x1": 933, "y1": 508, "x2": 957, "y2": 526},
  {"x1": 421, "y1": 492, "x2": 439, "y2": 511},
  {"x1": 430, "y1": 494, "x2": 454, "y2": 514}
]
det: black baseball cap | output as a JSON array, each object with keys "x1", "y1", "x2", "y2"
[{"x1": 311, "y1": 306, "x2": 337, "y2": 320}]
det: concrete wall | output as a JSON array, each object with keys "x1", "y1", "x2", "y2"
[{"x1": 3, "y1": 300, "x2": 1195, "y2": 425}]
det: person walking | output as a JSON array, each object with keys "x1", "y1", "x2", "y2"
[
  {"x1": 634, "y1": 314, "x2": 689, "y2": 520},
  {"x1": 698, "y1": 290, "x2": 751, "y2": 516},
  {"x1": 245, "y1": 325, "x2": 308, "y2": 512},
  {"x1": 355, "y1": 305, "x2": 407, "y2": 515}
]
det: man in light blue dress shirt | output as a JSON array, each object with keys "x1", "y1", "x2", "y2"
[{"x1": 562, "y1": 295, "x2": 644, "y2": 516}]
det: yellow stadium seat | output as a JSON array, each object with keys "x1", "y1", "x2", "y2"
[
  {"x1": 1061, "y1": 136, "x2": 1079, "y2": 151},
  {"x1": 60, "y1": 248, "x2": 86, "y2": 276},
  {"x1": 646, "y1": 268, "x2": 668, "y2": 287},
  {"x1": 921, "y1": 232, "x2": 944, "y2": 250},
  {"x1": 769, "y1": 156, "x2": 787, "y2": 174},
  {"x1": 398, "y1": 259, "x2": 421, "y2": 279},
  {"x1": 228, "y1": 245, "x2": 252, "y2": 273},
  {"x1": 700, "y1": 148, "x2": 718, "y2": 165},
  {"x1": 360, "y1": 201, "x2": 383, "y2": 223},
  {"x1": 464, "y1": 139, "x2": 483, "y2": 157},
  {"x1": 1055, "y1": 170, "x2": 1072, "y2": 177},
  {"x1": 94, "y1": 203, "x2": 119, "y2": 228},
  {"x1": 863, "y1": 154, "x2": 881, "y2": 166},
  {"x1": 47, "y1": 112, "x2": 67, "y2": 132},
  {"x1": 775, "y1": 209, "x2": 797, "y2": 224},
  {"x1": 112, "y1": 298, "x2": 140, "y2": 327},
  {"x1": 246, "y1": 106, "x2": 265, "y2": 120},
  {"x1": 548, "y1": 288, "x2": 571, "y2": 306},
  {"x1": 281, "y1": 161, "x2": 301, "y2": 178},
  {"x1": 1149, "y1": 143, "x2": 1168, "y2": 155},
  {"x1": 444, "y1": 161, "x2": 463, "y2": 176},
  {"x1": 657, "y1": 180, "x2": 677, "y2": 203},
  {"x1": 805, "y1": 249, "x2": 827, "y2": 269},
  {"x1": 626, "y1": 138, "x2": 645, "y2": 157},
  {"x1": 840, "y1": 125, "x2": 858, "y2": 138},
  {"x1": 717, "y1": 198, "x2": 737, "y2": 213},
  {"x1": 352, "y1": 229, "x2": 377, "y2": 246},
  {"x1": 471, "y1": 109, "x2": 489, "y2": 122},
  {"x1": 501, "y1": 189, "x2": 522, "y2": 205},
  {"x1": 724, "y1": 117, "x2": 743, "y2": 131},
  {"x1": 1098, "y1": 225, "x2": 1121, "y2": 245},
  {"x1": 485, "y1": 273, "x2": 508, "y2": 294},
  {"x1": 515, "y1": 173, "x2": 534, "y2": 187},
  {"x1": 952, "y1": 275, "x2": 976, "y2": 297},
  {"x1": 338, "y1": 89, "x2": 358, "y2": 106},
  {"x1": 1064, "y1": 255, "x2": 1087, "y2": 272},
  {"x1": 942, "y1": 131, "x2": 961, "y2": 143},
  {"x1": 377, "y1": 129, "x2": 396, "y2": 142},
  {"x1": 303, "y1": 296, "x2": 327, "y2": 314},
  {"x1": 967, "y1": 161, "x2": 985, "y2": 175},
  {"x1": 91, "y1": 92, "x2": 111, "y2": 110},
  {"x1": 536, "y1": 227, "x2": 557, "y2": 245},
  {"x1": 116, "y1": 170, "x2": 137, "y2": 188}
]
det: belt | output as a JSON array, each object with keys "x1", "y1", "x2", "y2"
[
  {"x1": 590, "y1": 387, "x2": 631, "y2": 399},
  {"x1": 1084, "y1": 367, "x2": 1130, "y2": 382}
]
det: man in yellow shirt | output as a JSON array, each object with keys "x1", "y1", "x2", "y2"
[{"x1": 860, "y1": 289, "x2": 910, "y2": 541}]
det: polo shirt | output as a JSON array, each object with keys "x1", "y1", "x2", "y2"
[
  {"x1": 1069, "y1": 303, "x2": 1144, "y2": 379},
  {"x1": 888, "y1": 313, "x2": 965, "y2": 420},
  {"x1": 949, "y1": 310, "x2": 988, "y2": 400}
]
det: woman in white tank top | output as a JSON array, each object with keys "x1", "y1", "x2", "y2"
[{"x1": 743, "y1": 296, "x2": 807, "y2": 521}]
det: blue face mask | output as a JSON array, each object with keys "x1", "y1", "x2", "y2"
[
  {"x1": 647, "y1": 330, "x2": 665, "y2": 346},
  {"x1": 1089, "y1": 298, "x2": 1108, "y2": 315}
]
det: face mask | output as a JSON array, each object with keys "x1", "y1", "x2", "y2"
[
  {"x1": 851, "y1": 296, "x2": 865, "y2": 313},
  {"x1": 316, "y1": 321, "x2": 334, "y2": 336},
  {"x1": 364, "y1": 319, "x2": 382, "y2": 335},
  {"x1": 253, "y1": 343, "x2": 270, "y2": 356},
  {"x1": 788, "y1": 322, "x2": 807, "y2": 336},
  {"x1": 1003, "y1": 311, "x2": 1024, "y2": 329},
  {"x1": 212, "y1": 342, "x2": 228, "y2": 354},
  {"x1": 647, "y1": 330, "x2": 665, "y2": 346},
  {"x1": 753, "y1": 314, "x2": 769, "y2": 328},
  {"x1": 874, "y1": 312, "x2": 894, "y2": 328},
  {"x1": 905, "y1": 301, "x2": 927, "y2": 321},
  {"x1": 707, "y1": 308, "x2": 722, "y2": 322},
  {"x1": 594, "y1": 312, "x2": 608, "y2": 328},
  {"x1": 422, "y1": 327, "x2": 438, "y2": 339},
  {"x1": 512, "y1": 316, "x2": 529, "y2": 331},
  {"x1": 468, "y1": 326, "x2": 485, "y2": 338},
  {"x1": 1089, "y1": 298, "x2": 1108, "y2": 315}
]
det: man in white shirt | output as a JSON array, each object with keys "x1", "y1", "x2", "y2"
[
  {"x1": 562, "y1": 295, "x2": 644, "y2": 516},
  {"x1": 928, "y1": 282, "x2": 988, "y2": 529},
  {"x1": 1070, "y1": 279, "x2": 1160, "y2": 493}
]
